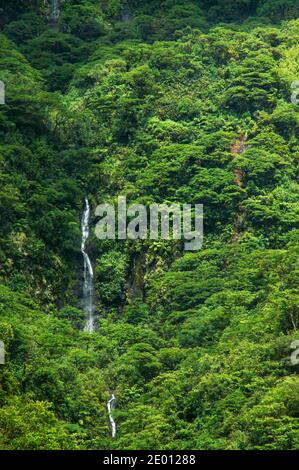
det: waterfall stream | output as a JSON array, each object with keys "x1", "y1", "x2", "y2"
[
  {"x1": 81, "y1": 198, "x2": 95, "y2": 333},
  {"x1": 80, "y1": 198, "x2": 117, "y2": 437},
  {"x1": 51, "y1": 0, "x2": 60, "y2": 24},
  {"x1": 107, "y1": 394, "x2": 117, "y2": 438}
]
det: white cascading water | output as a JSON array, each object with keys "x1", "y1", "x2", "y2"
[
  {"x1": 81, "y1": 198, "x2": 95, "y2": 333},
  {"x1": 51, "y1": 0, "x2": 60, "y2": 23},
  {"x1": 107, "y1": 394, "x2": 117, "y2": 438},
  {"x1": 81, "y1": 199, "x2": 117, "y2": 437}
]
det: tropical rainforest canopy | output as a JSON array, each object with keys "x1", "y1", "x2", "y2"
[{"x1": 0, "y1": 0, "x2": 299, "y2": 450}]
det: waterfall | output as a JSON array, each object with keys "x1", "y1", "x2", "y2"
[
  {"x1": 107, "y1": 394, "x2": 117, "y2": 438},
  {"x1": 81, "y1": 198, "x2": 95, "y2": 333},
  {"x1": 51, "y1": 0, "x2": 60, "y2": 25},
  {"x1": 81, "y1": 199, "x2": 116, "y2": 434}
]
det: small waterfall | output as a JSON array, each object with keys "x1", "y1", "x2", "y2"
[
  {"x1": 50, "y1": 0, "x2": 60, "y2": 25},
  {"x1": 107, "y1": 394, "x2": 117, "y2": 438},
  {"x1": 81, "y1": 198, "x2": 95, "y2": 333},
  {"x1": 81, "y1": 199, "x2": 116, "y2": 434}
]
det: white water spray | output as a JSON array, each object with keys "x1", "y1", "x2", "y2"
[
  {"x1": 107, "y1": 394, "x2": 117, "y2": 438},
  {"x1": 51, "y1": 0, "x2": 60, "y2": 24},
  {"x1": 81, "y1": 198, "x2": 95, "y2": 333},
  {"x1": 81, "y1": 199, "x2": 117, "y2": 435}
]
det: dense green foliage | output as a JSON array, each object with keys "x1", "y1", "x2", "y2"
[{"x1": 0, "y1": 0, "x2": 299, "y2": 450}]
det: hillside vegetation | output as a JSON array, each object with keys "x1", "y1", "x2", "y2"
[{"x1": 0, "y1": 0, "x2": 299, "y2": 450}]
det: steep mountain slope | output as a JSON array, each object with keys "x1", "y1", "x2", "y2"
[{"x1": 0, "y1": 0, "x2": 299, "y2": 450}]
